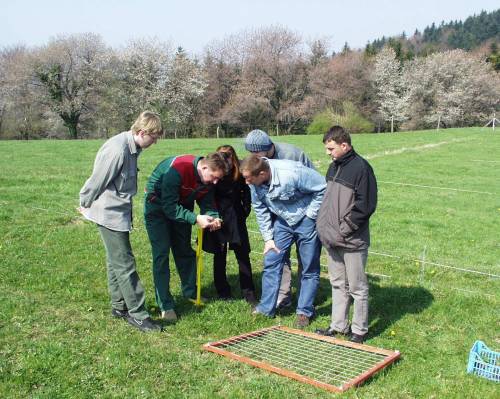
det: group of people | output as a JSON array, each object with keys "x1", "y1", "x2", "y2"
[{"x1": 79, "y1": 110, "x2": 378, "y2": 344}]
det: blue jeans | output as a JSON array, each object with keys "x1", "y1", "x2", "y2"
[{"x1": 256, "y1": 216, "x2": 321, "y2": 317}]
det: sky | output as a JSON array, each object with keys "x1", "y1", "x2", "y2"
[{"x1": 1, "y1": 0, "x2": 498, "y2": 56}]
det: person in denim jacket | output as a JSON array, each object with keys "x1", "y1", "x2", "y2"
[
  {"x1": 240, "y1": 154, "x2": 326, "y2": 328},
  {"x1": 245, "y1": 129, "x2": 315, "y2": 309}
]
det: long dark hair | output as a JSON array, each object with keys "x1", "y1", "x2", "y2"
[{"x1": 216, "y1": 145, "x2": 240, "y2": 181}]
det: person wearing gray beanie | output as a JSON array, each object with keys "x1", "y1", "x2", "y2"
[
  {"x1": 244, "y1": 129, "x2": 274, "y2": 153},
  {"x1": 244, "y1": 128, "x2": 316, "y2": 310}
]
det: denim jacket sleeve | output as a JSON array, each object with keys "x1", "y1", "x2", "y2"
[
  {"x1": 250, "y1": 185, "x2": 274, "y2": 242},
  {"x1": 296, "y1": 166, "x2": 326, "y2": 220}
]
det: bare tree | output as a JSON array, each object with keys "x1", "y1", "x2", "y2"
[
  {"x1": 33, "y1": 33, "x2": 111, "y2": 138},
  {"x1": 0, "y1": 45, "x2": 46, "y2": 139},
  {"x1": 308, "y1": 51, "x2": 374, "y2": 116},
  {"x1": 219, "y1": 26, "x2": 311, "y2": 134}
]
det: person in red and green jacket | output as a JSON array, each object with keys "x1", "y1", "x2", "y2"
[{"x1": 144, "y1": 153, "x2": 228, "y2": 321}]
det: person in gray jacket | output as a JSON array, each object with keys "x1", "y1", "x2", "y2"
[
  {"x1": 315, "y1": 126, "x2": 377, "y2": 344},
  {"x1": 245, "y1": 129, "x2": 315, "y2": 310},
  {"x1": 79, "y1": 111, "x2": 163, "y2": 333}
]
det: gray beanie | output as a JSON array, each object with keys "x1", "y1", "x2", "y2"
[{"x1": 245, "y1": 129, "x2": 273, "y2": 152}]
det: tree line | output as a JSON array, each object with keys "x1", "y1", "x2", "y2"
[{"x1": 0, "y1": 24, "x2": 499, "y2": 140}]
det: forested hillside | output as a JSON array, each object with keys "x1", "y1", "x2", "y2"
[{"x1": 0, "y1": 10, "x2": 498, "y2": 139}]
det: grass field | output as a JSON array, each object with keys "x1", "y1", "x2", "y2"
[{"x1": 0, "y1": 127, "x2": 499, "y2": 398}]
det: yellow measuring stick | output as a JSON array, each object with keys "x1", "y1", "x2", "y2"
[{"x1": 194, "y1": 227, "x2": 204, "y2": 306}]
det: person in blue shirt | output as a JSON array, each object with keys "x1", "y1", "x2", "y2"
[{"x1": 240, "y1": 154, "x2": 326, "y2": 328}]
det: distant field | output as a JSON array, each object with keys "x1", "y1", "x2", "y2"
[{"x1": 0, "y1": 127, "x2": 498, "y2": 398}]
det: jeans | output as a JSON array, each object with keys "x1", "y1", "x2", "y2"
[{"x1": 255, "y1": 216, "x2": 320, "y2": 317}]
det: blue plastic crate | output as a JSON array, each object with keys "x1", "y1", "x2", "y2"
[{"x1": 467, "y1": 340, "x2": 500, "y2": 382}]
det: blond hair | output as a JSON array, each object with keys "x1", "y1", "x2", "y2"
[{"x1": 130, "y1": 111, "x2": 163, "y2": 136}]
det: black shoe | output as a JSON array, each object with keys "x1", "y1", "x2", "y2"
[
  {"x1": 218, "y1": 293, "x2": 234, "y2": 301},
  {"x1": 349, "y1": 333, "x2": 367, "y2": 344},
  {"x1": 276, "y1": 298, "x2": 292, "y2": 310},
  {"x1": 127, "y1": 316, "x2": 162, "y2": 332},
  {"x1": 315, "y1": 325, "x2": 351, "y2": 337},
  {"x1": 242, "y1": 290, "x2": 259, "y2": 306},
  {"x1": 111, "y1": 308, "x2": 129, "y2": 319},
  {"x1": 315, "y1": 327, "x2": 339, "y2": 337}
]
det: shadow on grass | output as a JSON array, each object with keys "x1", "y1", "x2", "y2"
[
  {"x1": 314, "y1": 276, "x2": 434, "y2": 339},
  {"x1": 368, "y1": 281, "x2": 434, "y2": 338}
]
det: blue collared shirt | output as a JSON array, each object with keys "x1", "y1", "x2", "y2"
[{"x1": 250, "y1": 159, "x2": 326, "y2": 241}]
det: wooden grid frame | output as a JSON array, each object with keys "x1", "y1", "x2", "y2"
[{"x1": 203, "y1": 326, "x2": 400, "y2": 393}]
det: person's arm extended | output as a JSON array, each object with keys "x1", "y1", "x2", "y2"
[{"x1": 198, "y1": 186, "x2": 220, "y2": 220}]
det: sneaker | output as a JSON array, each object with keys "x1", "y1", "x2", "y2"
[
  {"x1": 111, "y1": 308, "x2": 129, "y2": 319},
  {"x1": 276, "y1": 298, "x2": 292, "y2": 310},
  {"x1": 160, "y1": 309, "x2": 178, "y2": 322},
  {"x1": 349, "y1": 333, "x2": 367, "y2": 344},
  {"x1": 295, "y1": 314, "x2": 310, "y2": 329},
  {"x1": 127, "y1": 316, "x2": 162, "y2": 332},
  {"x1": 315, "y1": 326, "x2": 350, "y2": 337},
  {"x1": 242, "y1": 290, "x2": 259, "y2": 306}
]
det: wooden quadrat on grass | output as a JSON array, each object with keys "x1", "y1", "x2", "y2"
[{"x1": 203, "y1": 326, "x2": 400, "y2": 393}]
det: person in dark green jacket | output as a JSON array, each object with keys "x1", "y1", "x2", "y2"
[{"x1": 144, "y1": 153, "x2": 228, "y2": 321}]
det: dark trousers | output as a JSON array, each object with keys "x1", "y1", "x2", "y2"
[
  {"x1": 144, "y1": 209, "x2": 197, "y2": 311},
  {"x1": 213, "y1": 243, "x2": 255, "y2": 297}
]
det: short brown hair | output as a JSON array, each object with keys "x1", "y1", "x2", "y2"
[
  {"x1": 203, "y1": 152, "x2": 230, "y2": 175},
  {"x1": 240, "y1": 154, "x2": 270, "y2": 176},
  {"x1": 323, "y1": 125, "x2": 351, "y2": 145}
]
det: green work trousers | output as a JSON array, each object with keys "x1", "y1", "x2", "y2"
[
  {"x1": 144, "y1": 208, "x2": 197, "y2": 311},
  {"x1": 98, "y1": 225, "x2": 149, "y2": 320}
]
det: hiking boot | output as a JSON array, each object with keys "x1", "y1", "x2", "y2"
[
  {"x1": 295, "y1": 314, "x2": 310, "y2": 329},
  {"x1": 160, "y1": 309, "x2": 178, "y2": 322},
  {"x1": 111, "y1": 308, "x2": 129, "y2": 319},
  {"x1": 242, "y1": 290, "x2": 258, "y2": 306},
  {"x1": 127, "y1": 316, "x2": 162, "y2": 332},
  {"x1": 349, "y1": 333, "x2": 367, "y2": 344}
]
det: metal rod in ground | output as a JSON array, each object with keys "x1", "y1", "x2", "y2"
[
  {"x1": 419, "y1": 245, "x2": 427, "y2": 285},
  {"x1": 195, "y1": 227, "x2": 204, "y2": 306}
]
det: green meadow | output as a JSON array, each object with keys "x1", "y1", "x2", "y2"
[{"x1": 0, "y1": 128, "x2": 498, "y2": 398}]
